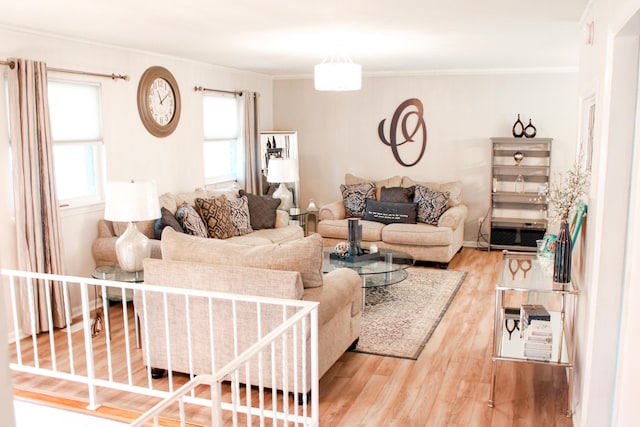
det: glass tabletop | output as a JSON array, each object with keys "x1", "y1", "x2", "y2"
[
  {"x1": 92, "y1": 265, "x2": 144, "y2": 283},
  {"x1": 496, "y1": 251, "x2": 578, "y2": 294},
  {"x1": 322, "y1": 247, "x2": 415, "y2": 276}
]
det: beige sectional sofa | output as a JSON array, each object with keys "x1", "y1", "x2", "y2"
[
  {"x1": 92, "y1": 187, "x2": 302, "y2": 267},
  {"x1": 318, "y1": 175, "x2": 468, "y2": 268},
  {"x1": 137, "y1": 230, "x2": 362, "y2": 392}
]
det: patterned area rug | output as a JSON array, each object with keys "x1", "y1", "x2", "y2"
[{"x1": 352, "y1": 267, "x2": 467, "y2": 360}]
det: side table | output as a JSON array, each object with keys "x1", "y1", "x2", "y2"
[
  {"x1": 289, "y1": 208, "x2": 311, "y2": 236},
  {"x1": 489, "y1": 251, "x2": 579, "y2": 417},
  {"x1": 92, "y1": 265, "x2": 142, "y2": 348}
]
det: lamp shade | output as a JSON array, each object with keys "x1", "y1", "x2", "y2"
[
  {"x1": 314, "y1": 60, "x2": 362, "y2": 91},
  {"x1": 267, "y1": 158, "x2": 298, "y2": 183},
  {"x1": 104, "y1": 181, "x2": 160, "y2": 222}
]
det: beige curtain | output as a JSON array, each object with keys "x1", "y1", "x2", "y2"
[
  {"x1": 242, "y1": 91, "x2": 261, "y2": 194},
  {"x1": 8, "y1": 58, "x2": 66, "y2": 332}
]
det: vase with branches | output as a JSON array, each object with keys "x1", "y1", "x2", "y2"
[{"x1": 547, "y1": 162, "x2": 590, "y2": 283}]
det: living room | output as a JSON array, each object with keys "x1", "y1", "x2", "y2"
[{"x1": 1, "y1": 1, "x2": 639, "y2": 426}]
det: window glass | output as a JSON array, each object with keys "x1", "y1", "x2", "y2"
[
  {"x1": 47, "y1": 80, "x2": 104, "y2": 205},
  {"x1": 202, "y1": 94, "x2": 241, "y2": 183}
]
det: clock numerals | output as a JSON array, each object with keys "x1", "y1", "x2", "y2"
[{"x1": 148, "y1": 77, "x2": 175, "y2": 125}]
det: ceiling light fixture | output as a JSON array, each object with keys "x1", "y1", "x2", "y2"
[{"x1": 314, "y1": 53, "x2": 362, "y2": 91}]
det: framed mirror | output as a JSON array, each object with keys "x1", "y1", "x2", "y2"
[{"x1": 259, "y1": 131, "x2": 299, "y2": 208}]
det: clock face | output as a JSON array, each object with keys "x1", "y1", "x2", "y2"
[
  {"x1": 137, "y1": 66, "x2": 181, "y2": 137},
  {"x1": 148, "y1": 78, "x2": 175, "y2": 126}
]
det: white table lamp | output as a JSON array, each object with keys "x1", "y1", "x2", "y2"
[
  {"x1": 104, "y1": 180, "x2": 160, "y2": 272},
  {"x1": 267, "y1": 158, "x2": 298, "y2": 211}
]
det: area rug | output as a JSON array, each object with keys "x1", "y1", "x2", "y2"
[{"x1": 352, "y1": 267, "x2": 467, "y2": 360}]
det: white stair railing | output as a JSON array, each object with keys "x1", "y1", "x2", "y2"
[{"x1": 2, "y1": 269, "x2": 319, "y2": 426}]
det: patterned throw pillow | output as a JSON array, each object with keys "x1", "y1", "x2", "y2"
[
  {"x1": 239, "y1": 190, "x2": 281, "y2": 230},
  {"x1": 380, "y1": 186, "x2": 415, "y2": 203},
  {"x1": 195, "y1": 196, "x2": 235, "y2": 239},
  {"x1": 340, "y1": 182, "x2": 376, "y2": 218},
  {"x1": 228, "y1": 196, "x2": 253, "y2": 236},
  {"x1": 175, "y1": 202, "x2": 208, "y2": 238},
  {"x1": 414, "y1": 185, "x2": 450, "y2": 225}
]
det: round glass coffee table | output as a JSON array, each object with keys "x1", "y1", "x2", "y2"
[{"x1": 322, "y1": 248, "x2": 415, "y2": 309}]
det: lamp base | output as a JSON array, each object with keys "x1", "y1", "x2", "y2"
[
  {"x1": 115, "y1": 222, "x2": 150, "y2": 272},
  {"x1": 273, "y1": 183, "x2": 293, "y2": 212}
]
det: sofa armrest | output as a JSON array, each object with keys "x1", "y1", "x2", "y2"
[
  {"x1": 302, "y1": 268, "x2": 361, "y2": 326},
  {"x1": 438, "y1": 204, "x2": 469, "y2": 230},
  {"x1": 97, "y1": 219, "x2": 116, "y2": 238},
  {"x1": 319, "y1": 200, "x2": 346, "y2": 221},
  {"x1": 275, "y1": 209, "x2": 290, "y2": 228}
]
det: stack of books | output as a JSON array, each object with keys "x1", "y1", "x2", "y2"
[
  {"x1": 519, "y1": 304, "x2": 551, "y2": 334},
  {"x1": 523, "y1": 320, "x2": 553, "y2": 360}
]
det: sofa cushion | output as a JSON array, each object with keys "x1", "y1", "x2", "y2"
[
  {"x1": 175, "y1": 202, "x2": 208, "y2": 238},
  {"x1": 153, "y1": 207, "x2": 185, "y2": 239},
  {"x1": 382, "y1": 222, "x2": 454, "y2": 246},
  {"x1": 402, "y1": 178, "x2": 462, "y2": 208},
  {"x1": 345, "y1": 173, "x2": 402, "y2": 200},
  {"x1": 239, "y1": 190, "x2": 280, "y2": 230},
  {"x1": 340, "y1": 182, "x2": 376, "y2": 218},
  {"x1": 380, "y1": 186, "x2": 415, "y2": 203},
  {"x1": 228, "y1": 195, "x2": 253, "y2": 236},
  {"x1": 161, "y1": 228, "x2": 324, "y2": 288},
  {"x1": 414, "y1": 185, "x2": 450, "y2": 225},
  {"x1": 363, "y1": 200, "x2": 418, "y2": 224},
  {"x1": 113, "y1": 219, "x2": 157, "y2": 239},
  {"x1": 316, "y1": 219, "x2": 385, "y2": 241},
  {"x1": 195, "y1": 196, "x2": 235, "y2": 240}
]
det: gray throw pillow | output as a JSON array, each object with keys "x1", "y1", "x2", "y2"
[
  {"x1": 340, "y1": 182, "x2": 376, "y2": 218},
  {"x1": 239, "y1": 190, "x2": 280, "y2": 230},
  {"x1": 228, "y1": 195, "x2": 253, "y2": 236},
  {"x1": 154, "y1": 207, "x2": 184, "y2": 239},
  {"x1": 414, "y1": 185, "x2": 450, "y2": 225},
  {"x1": 175, "y1": 202, "x2": 208, "y2": 238},
  {"x1": 380, "y1": 186, "x2": 415, "y2": 203},
  {"x1": 363, "y1": 200, "x2": 418, "y2": 224}
]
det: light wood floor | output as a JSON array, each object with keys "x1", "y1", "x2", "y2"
[{"x1": 11, "y1": 248, "x2": 573, "y2": 426}]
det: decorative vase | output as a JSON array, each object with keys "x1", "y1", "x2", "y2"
[
  {"x1": 512, "y1": 114, "x2": 524, "y2": 138},
  {"x1": 524, "y1": 119, "x2": 537, "y2": 138},
  {"x1": 553, "y1": 221, "x2": 572, "y2": 283},
  {"x1": 347, "y1": 218, "x2": 363, "y2": 257}
]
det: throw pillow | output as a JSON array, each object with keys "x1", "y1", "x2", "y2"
[
  {"x1": 345, "y1": 173, "x2": 402, "y2": 200},
  {"x1": 153, "y1": 207, "x2": 185, "y2": 239},
  {"x1": 195, "y1": 196, "x2": 235, "y2": 240},
  {"x1": 161, "y1": 229, "x2": 324, "y2": 288},
  {"x1": 175, "y1": 202, "x2": 208, "y2": 238},
  {"x1": 380, "y1": 186, "x2": 415, "y2": 203},
  {"x1": 239, "y1": 190, "x2": 280, "y2": 230},
  {"x1": 340, "y1": 182, "x2": 376, "y2": 218},
  {"x1": 228, "y1": 195, "x2": 253, "y2": 236},
  {"x1": 414, "y1": 185, "x2": 450, "y2": 225},
  {"x1": 363, "y1": 200, "x2": 418, "y2": 224}
]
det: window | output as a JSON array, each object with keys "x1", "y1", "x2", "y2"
[
  {"x1": 202, "y1": 94, "x2": 242, "y2": 184},
  {"x1": 48, "y1": 80, "x2": 104, "y2": 205}
]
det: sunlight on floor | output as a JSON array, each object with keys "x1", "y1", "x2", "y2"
[{"x1": 14, "y1": 399, "x2": 127, "y2": 426}]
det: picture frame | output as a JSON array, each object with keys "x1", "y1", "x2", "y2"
[{"x1": 578, "y1": 93, "x2": 596, "y2": 172}]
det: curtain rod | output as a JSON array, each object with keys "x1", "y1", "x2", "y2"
[
  {"x1": 194, "y1": 86, "x2": 242, "y2": 96},
  {"x1": 0, "y1": 59, "x2": 129, "y2": 81}
]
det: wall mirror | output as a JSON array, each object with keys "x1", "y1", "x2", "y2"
[{"x1": 259, "y1": 131, "x2": 299, "y2": 208}]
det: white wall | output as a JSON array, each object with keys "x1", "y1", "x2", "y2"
[
  {"x1": 0, "y1": 28, "x2": 274, "y2": 278},
  {"x1": 273, "y1": 73, "x2": 578, "y2": 243}
]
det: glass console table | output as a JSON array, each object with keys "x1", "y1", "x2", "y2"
[{"x1": 489, "y1": 251, "x2": 579, "y2": 417}]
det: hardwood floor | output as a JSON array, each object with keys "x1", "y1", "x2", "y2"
[{"x1": 11, "y1": 249, "x2": 573, "y2": 426}]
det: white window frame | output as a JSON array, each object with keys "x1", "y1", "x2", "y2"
[
  {"x1": 48, "y1": 79, "x2": 105, "y2": 208},
  {"x1": 202, "y1": 93, "x2": 243, "y2": 185}
]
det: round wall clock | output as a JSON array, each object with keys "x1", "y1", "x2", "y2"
[{"x1": 137, "y1": 66, "x2": 181, "y2": 137}]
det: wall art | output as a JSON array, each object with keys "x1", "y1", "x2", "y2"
[{"x1": 378, "y1": 98, "x2": 427, "y2": 167}]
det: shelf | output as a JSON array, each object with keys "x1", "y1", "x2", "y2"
[
  {"x1": 491, "y1": 217, "x2": 547, "y2": 228},
  {"x1": 496, "y1": 311, "x2": 570, "y2": 365}
]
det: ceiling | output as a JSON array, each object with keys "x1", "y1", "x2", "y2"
[{"x1": 0, "y1": 0, "x2": 589, "y2": 76}]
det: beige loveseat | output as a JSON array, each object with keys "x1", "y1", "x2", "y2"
[
  {"x1": 92, "y1": 187, "x2": 302, "y2": 267},
  {"x1": 136, "y1": 230, "x2": 362, "y2": 393},
  {"x1": 318, "y1": 175, "x2": 468, "y2": 268}
]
